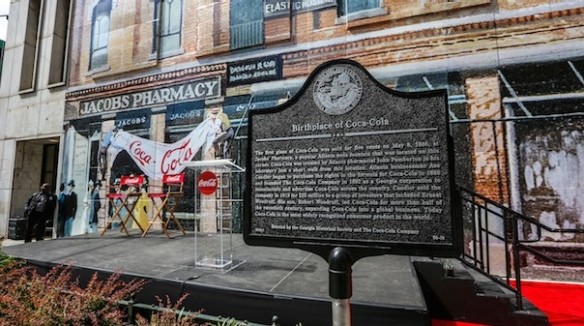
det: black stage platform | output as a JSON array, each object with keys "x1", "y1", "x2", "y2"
[{"x1": 3, "y1": 232, "x2": 429, "y2": 325}]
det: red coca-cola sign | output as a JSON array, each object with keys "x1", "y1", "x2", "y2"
[
  {"x1": 198, "y1": 171, "x2": 218, "y2": 195},
  {"x1": 121, "y1": 175, "x2": 144, "y2": 187},
  {"x1": 163, "y1": 173, "x2": 185, "y2": 184}
]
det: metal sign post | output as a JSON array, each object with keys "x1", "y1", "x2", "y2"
[{"x1": 329, "y1": 247, "x2": 353, "y2": 326}]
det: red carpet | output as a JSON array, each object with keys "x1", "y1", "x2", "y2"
[
  {"x1": 431, "y1": 322, "x2": 488, "y2": 326},
  {"x1": 431, "y1": 280, "x2": 584, "y2": 326},
  {"x1": 518, "y1": 280, "x2": 584, "y2": 326}
]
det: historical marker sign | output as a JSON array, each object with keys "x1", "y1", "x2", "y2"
[{"x1": 243, "y1": 60, "x2": 462, "y2": 258}]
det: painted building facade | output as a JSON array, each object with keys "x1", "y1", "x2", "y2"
[{"x1": 1, "y1": 1, "x2": 584, "y2": 258}]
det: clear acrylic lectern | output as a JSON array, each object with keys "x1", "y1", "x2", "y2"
[{"x1": 183, "y1": 159, "x2": 245, "y2": 272}]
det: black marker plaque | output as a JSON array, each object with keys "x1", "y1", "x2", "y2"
[{"x1": 244, "y1": 60, "x2": 462, "y2": 258}]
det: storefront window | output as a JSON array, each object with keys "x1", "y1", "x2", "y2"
[
  {"x1": 337, "y1": 0, "x2": 380, "y2": 17},
  {"x1": 229, "y1": 0, "x2": 263, "y2": 49},
  {"x1": 394, "y1": 72, "x2": 471, "y2": 188},
  {"x1": 394, "y1": 72, "x2": 467, "y2": 118},
  {"x1": 153, "y1": 0, "x2": 183, "y2": 57},
  {"x1": 165, "y1": 101, "x2": 205, "y2": 131},
  {"x1": 90, "y1": 0, "x2": 111, "y2": 70},
  {"x1": 500, "y1": 59, "x2": 584, "y2": 240}
]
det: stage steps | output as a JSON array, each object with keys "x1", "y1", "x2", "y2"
[{"x1": 413, "y1": 258, "x2": 549, "y2": 326}]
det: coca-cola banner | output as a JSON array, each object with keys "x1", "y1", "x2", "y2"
[{"x1": 110, "y1": 120, "x2": 214, "y2": 180}]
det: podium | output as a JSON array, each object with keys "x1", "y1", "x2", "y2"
[{"x1": 183, "y1": 159, "x2": 245, "y2": 271}]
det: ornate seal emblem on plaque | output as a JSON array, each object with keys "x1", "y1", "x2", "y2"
[{"x1": 313, "y1": 65, "x2": 363, "y2": 115}]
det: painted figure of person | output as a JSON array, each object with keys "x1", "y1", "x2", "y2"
[
  {"x1": 88, "y1": 180, "x2": 102, "y2": 233},
  {"x1": 98, "y1": 127, "x2": 118, "y2": 181},
  {"x1": 63, "y1": 180, "x2": 78, "y2": 237},
  {"x1": 108, "y1": 178, "x2": 121, "y2": 229},
  {"x1": 24, "y1": 183, "x2": 57, "y2": 243},
  {"x1": 209, "y1": 108, "x2": 234, "y2": 159},
  {"x1": 206, "y1": 109, "x2": 223, "y2": 158},
  {"x1": 57, "y1": 183, "x2": 66, "y2": 237}
]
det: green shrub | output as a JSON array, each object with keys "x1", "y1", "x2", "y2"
[
  {"x1": 0, "y1": 242, "x2": 247, "y2": 326},
  {"x1": 0, "y1": 237, "x2": 14, "y2": 267},
  {"x1": 0, "y1": 263, "x2": 146, "y2": 325},
  {"x1": 135, "y1": 294, "x2": 201, "y2": 326}
]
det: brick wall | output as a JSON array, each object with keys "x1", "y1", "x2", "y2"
[
  {"x1": 465, "y1": 75, "x2": 509, "y2": 203},
  {"x1": 194, "y1": 1, "x2": 214, "y2": 56},
  {"x1": 68, "y1": 0, "x2": 583, "y2": 87},
  {"x1": 265, "y1": 16, "x2": 291, "y2": 44}
]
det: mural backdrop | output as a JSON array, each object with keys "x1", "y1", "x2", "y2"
[{"x1": 60, "y1": 0, "x2": 584, "y2": 257}]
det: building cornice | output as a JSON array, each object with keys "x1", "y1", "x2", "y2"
[{"x1": 66, "y1": 63, "x2": 226, "y2": 102}]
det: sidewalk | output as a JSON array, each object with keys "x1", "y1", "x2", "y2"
[
  {"x1": 1, "y1": 238, "x2": 26, "y2": 248},
  {"x1": 2, "y1": 233, "x2": 428, "y2": 325}
]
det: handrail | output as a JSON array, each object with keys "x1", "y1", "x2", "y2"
[
  {"x1": 520, "y1": 245, "x2": 584, "y2": 266},
  {"x1": 458, "y1": 186, "x2": 584, "y2": 309},
  {"x1": 460, "y1": 186, "x2": 584, "y2": 233}
]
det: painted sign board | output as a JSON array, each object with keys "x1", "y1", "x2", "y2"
[
  {"x1": 263, "y1": 0, "x2": 336, "y2": 18},
  {"x1": 79, "y1": 77, "x2": 221, "y2": 117},
  {"x1": 227, "y1": 55, "x2": 283, "y2": 86}
]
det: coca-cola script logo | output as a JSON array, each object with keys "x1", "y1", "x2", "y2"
[
  {"x1": 197, "y1": 171, "x2": 218, "y2": 195},
  {"x1": 121, "y1": 175, "x2": 144, "y2": 187},
  {"x1": 129, "y1": 141, "x2": 152, "y2": 166},
  {"x1": 163, "y1": 173, "x2": 185, "y2": 184},
  {"x1": 161, "y1": 139, "x2": 194, "y2": 174}
]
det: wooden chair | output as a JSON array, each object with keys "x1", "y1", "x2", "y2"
[
  {"x1": 101, "y1": 175, "x2": 145, "y2": 237},
  {"x1": 142, "y1": 173, "x2": 187, "y2": 238}
]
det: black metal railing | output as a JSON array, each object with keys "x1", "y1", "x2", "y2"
[{"x1": 458, "y1": 186, "x2": 584, "y2": 309}]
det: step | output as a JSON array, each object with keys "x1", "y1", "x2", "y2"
[{"x1": 414, "y1": 259, "x2": 549, "y2": 326}]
